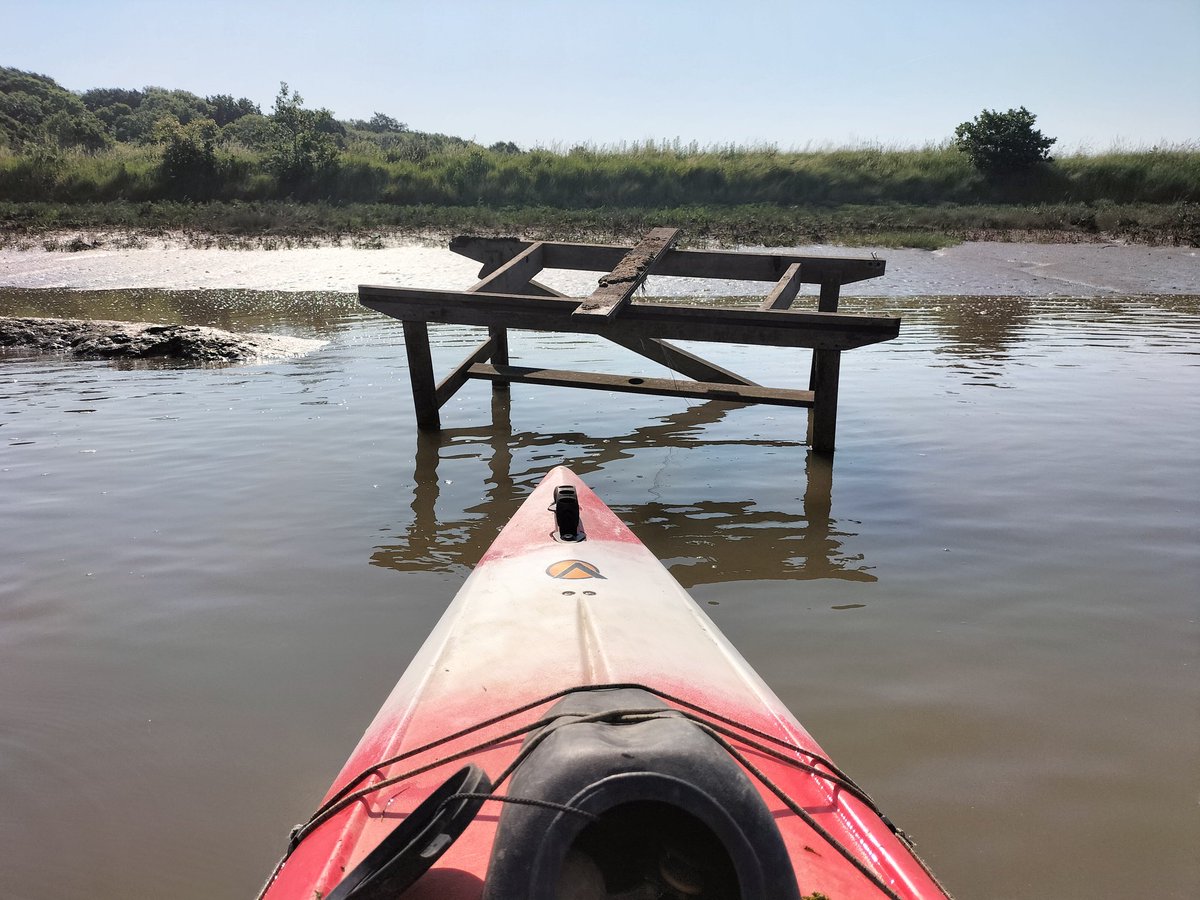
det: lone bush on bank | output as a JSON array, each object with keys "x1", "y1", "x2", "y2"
[{"x1": 954, "y1": 107, "x2": 1057, "y2": 175}]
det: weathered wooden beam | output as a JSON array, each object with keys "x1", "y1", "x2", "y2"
[
  {"x1": 603, "y1": 335, "x2": 757, "y2": 386},
  {"x1": 818, "y1": 280, "x2": 841, "y2": 312},
  {"x1": 434, "y1": 336, "x2": 497, "y2": 408},
  {"x1": 760, "y1": 262, "x2": 804, "y2": 310},
  {"x1": 467, "y1": 363, "x2": 814, "y2": 408},
  {"x1": 449, "y1": 235, "x2": 886, "y2": 285},
  {"x1": 359, "y1": 286, "x2": 899, "y2": 351},
  {"x1": 402, "y1": 320, "x2": 440, "y2": 430},
  {"x1": 810, "y1": 281, "x2": 843, "y2": 391},
  {"x1": 487, "y1": 325, "x2": 510, "y2": 391},
  {"x1": 525, "y1": 275, "x2": 756, "y2": 385},
  {"x1": 468, "y1": 241, "x2": 545, "y2": 294},
  {"x1": 809, "y1": 349, "x2": 842, "y2": 454},
  {"x1": 575, "y1": 227, "x2": 679, "y2": 318}
]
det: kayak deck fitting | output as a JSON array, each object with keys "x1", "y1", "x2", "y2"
[{"x1": 259, "y1": 467, "x2": 950, "y2": 899}]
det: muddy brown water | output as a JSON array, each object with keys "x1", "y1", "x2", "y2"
[{"x1": 1, "y1": 245, "x2": 1198, "y2": 899}]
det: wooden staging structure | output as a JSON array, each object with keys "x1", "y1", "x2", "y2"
[{"x1": 359, "y1": 229, "x2": 898, "y2": 454}]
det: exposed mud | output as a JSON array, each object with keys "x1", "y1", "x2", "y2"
[
  {"x1": 0, "y1": 316, "x2": 325, "y2": 364},
  {"x1": 0, "y1": 237, "x2": 1194, "y2": 297}
]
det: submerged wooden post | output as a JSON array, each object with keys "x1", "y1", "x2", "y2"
[
  {"x1": 488, "y1": 325, "x2": 510, "y2": 391},
  {"x1": 808, "y1": 349, "x2": 841, "y2": 455},
  {"x1": 807, "y1": 279, "x2": 844, "y2": 454},
  {"x1": 402, "y1": 320, "x2": 440, "y2": 431}
]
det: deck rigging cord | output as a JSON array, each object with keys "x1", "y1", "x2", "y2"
[{"x1": 256, "y1": 682, "x2": 945, "y2": 900}]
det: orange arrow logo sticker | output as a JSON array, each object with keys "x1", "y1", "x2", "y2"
[{"x1": 546, "y1": 559, "x2": 606, "y2": 580}]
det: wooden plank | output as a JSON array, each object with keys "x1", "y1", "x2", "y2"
[
  {"x1": 468, "y1": 241, "x2": 544, "y2": 294},
  {"x1": 809, "y1": 349, "x2": 842, "y2": 454},
  {"x1": 449, "y1": 235, "x2": 886, "y2": 285},
  {"x1": 760, "y1": 262, "x2": 804, "y2": 310},
  {"x1": 818, "y1": 280, "x2": 841, "y2": 312},
  {"x1": 604, "y1": 335, "x2": 757, "y2": 386},
  {"x1": 402, "y1": 320, "x2": 440, "y2": 430},
  {"x1": 523, "y1": 276, "x2": 756, "y2": 385},
  {"x1": 359, "y1": 286, "x2": 899, "y2": 350},
  {"x1": 574, "y1": 228, "x2": 680, "y2": 318},
  {"x1": 467, "y1": 363, "x2": 814, "y2": 408},
  {"x1": 434, "y1": 336, "x2": 496, "y2": 408}
]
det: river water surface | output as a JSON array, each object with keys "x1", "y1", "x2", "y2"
[{"x1": 1, "y1": 245, "x2": 1198, "y2": 899}]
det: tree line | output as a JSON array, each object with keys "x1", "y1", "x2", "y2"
[{"x1": 1, "y1": 66, "x2": 1197, "y2": 215}]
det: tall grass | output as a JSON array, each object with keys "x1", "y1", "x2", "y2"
[
  {"x1": 4, "y1": 142, "x2": 1198, "y2": 207},
  {"x1": 1, "y1": 141, "x2": 1197, "y2": 245}
]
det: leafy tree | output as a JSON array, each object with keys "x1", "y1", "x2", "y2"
[
  {"x1": 0, "y1": 66, "x2": 111, "y2": 149},
  {"x1": 80, "y1": 87, "x2": 144, "y2": 112},
  {"x1": 221, "y1": 112, "x2": 275, "y2": 151},
  {"x1": 112, "y1": 87, "x2": 214, "y2": 143},
  {"x1": 954, "y1": 107, "x2": 1056, "y2": 175},
  {"x1": 268, "y1": 83, "x2": 340, "y2": 189},
  {"x1": 46, "y1": 109, "x2": 112, "y2": 150},
  {"x1": 155, "y1": 115, "x2": 220, "y2": 197},
  {"x1": 206, "y1": 93, "x2": 260, "y2": 127},
  {"x1": 367, "y1": 112, "x2": 406, "y2": 133},
  {"x1": 0, "y1": 91, "x2": 45, "y2": 144}
]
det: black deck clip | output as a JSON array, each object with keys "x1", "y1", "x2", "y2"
[{"x1": 552, "y1": 485, "x2": 583, "y2": 542}]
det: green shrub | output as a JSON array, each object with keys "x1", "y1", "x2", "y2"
[{"x1": 954, "y1": 107, "x2": 1056, "y2": 175}]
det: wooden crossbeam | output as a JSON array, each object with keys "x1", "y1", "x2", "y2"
[
  {"x1": 469, "y1": 241, "x2": 544, "y2": 294},
  {"x1": 359, "y1": 286, "x2": 899, "y2": 351},
  {"x1": 520, "y1": 277, "x2": 755, "y2": 386},
  {"x1": 435, "y1": 336, "x2": 497, "y2": 407},
  {"x1": 603, "y1": 335, "x2": 757, "y2": 386},
  {"x1": 449, "y1": 236, "x2": 886, "y2": 285},
  {"x1": 467, "y1": 363, "x2": 813, "y2": 408},
  {"x1": 575, "y1": 227, "x2": 679, "y2": 318},
  {"x1": 760, "y1": 262, "x2": 804, "y2": 311}
]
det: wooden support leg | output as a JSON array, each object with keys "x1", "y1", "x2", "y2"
[
  {"x1": 808, "y1": 348, "x2": 841, "y2": 455},
  {"x1": 402, "y1": 320, "x2": 441, "y2": 431},
  {"x1": 488, "y1": 325, "x2": 510, "y2": 391},
  {"x1": 489, "y1": 388, "x2": 513, "y2": 495},
  {"x1": 818, "y1": 280, "x2": 841, "y2": 312},
  {"x1": 809, "y1": 280, "x2": 843, "y2": 392}
]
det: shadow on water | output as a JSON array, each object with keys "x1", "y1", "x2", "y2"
[{"x1": 371, "y1": 392, "x2": 875, "y2": 587}]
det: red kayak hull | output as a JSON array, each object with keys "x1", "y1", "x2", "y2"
[{"x1": 262, "y1": 466, "x2": 948, "y2": 899}]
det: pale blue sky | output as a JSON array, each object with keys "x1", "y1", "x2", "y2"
[{"x1": 3, "y1": 0, "x2": 1197, "y2": 151}]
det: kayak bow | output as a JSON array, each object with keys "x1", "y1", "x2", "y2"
[{"x1": 260, "y1": 466, "x2": 949, "y2": 900}]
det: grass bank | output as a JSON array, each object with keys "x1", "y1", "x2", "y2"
[
  {"x1": 2, "y1": 198, "x2": 1197, "y2": 250},
  {"x1": 2, "y1": 143, "x2": 1198, "y2": 248}
]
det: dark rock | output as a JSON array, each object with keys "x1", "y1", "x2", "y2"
[{"x1": 0, "y1": 317, "x2": 323, "y2": 365}]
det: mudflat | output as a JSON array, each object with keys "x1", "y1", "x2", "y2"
[{"x1": 0, "y1": 237, "x2": 1195, "y2": 296}]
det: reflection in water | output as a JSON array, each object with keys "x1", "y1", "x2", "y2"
[
  {"x1": 371, "y1": 394, "x2": 874, "y2": 586},
  {"x1": 929, "y1": 297, "x2": 1032, "y2": 389},
  {"x1": 862, "y1": 295, "x2": 1200, "y2": 389}
]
